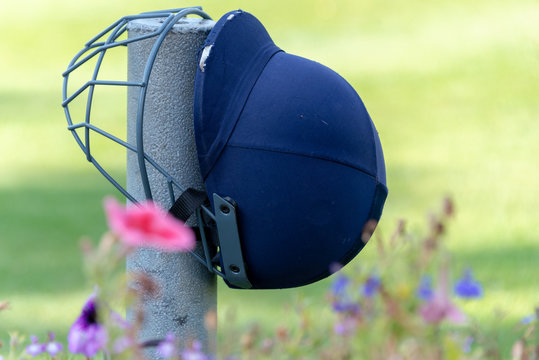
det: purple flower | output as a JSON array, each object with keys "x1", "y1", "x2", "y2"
[
  {"x1": 334, "y1": 317, "x2": 358, "y2": 336},
  {"x1": 45, "y1": 332, "x2": 63, "y2": 357},
  {"x1": 332, "y1": 301, "x2": 360, "y2": 315},
  {"x1": 157, "y1": 333, "x2": 178, "y2": 359},
  {"x1": 521, "y1": 314, "x2": 537, "y2": 324},
  {"x1": 361, "y1": 274, "x2": 381, "y2": 297},
  {"x1": 417, "y1": 275, "x2": 434, "y2": 300},
  {"x1": 454, "y1": 269, "x2": 483, "y2": 299},
  {"x1": 463, "y1": 336, "x2": 474, "y2": 353},
  {"x1": 109, "y1": 310, "x2": 135, "y2": 353},
  {"x1": 68, "y1": 294, "x2": 108, "y2": 357},
  {"x1": 419, "y1": 265, "x2": 466, "y2": 325},
  {"x1": 331, "y1": 274, "x2": 350, "y2": 296},
  {"x1": 26, "y1": 335, "x2": 45, "y2": 357},
  {"x1": 109, "y1": 310, "x2": 130, "y2": 329},
  {"x1": 181, "y1": 340, "x2": 208, "y2": 360},
  {"x1": 113, "y1": 336, "x2": 134, "y2": 354}
]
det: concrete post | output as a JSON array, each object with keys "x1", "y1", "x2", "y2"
[{"x1": 125, "y1": 17, "x2": 216, "y2": 356}]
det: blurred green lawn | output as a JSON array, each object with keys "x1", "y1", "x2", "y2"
[{"x1": 0, "y1": 0, "x2": 537, "y2": 356}]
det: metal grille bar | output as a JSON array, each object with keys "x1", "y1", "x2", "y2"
[{"x1": 61, "y1": 7, "x2": 221, "y2": 274}]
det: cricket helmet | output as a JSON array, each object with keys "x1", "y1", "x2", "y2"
[{"x1": 62, "y1": 8, "x2": 387, "y2": 289}]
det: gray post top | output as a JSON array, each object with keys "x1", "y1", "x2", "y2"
[{"x1": 128, "y1": 17, "x2": 215, "y2": 33}]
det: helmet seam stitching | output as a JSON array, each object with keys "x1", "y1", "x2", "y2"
[{"x1": 225, "y1": 143, "x2": 378, "y2": 180}]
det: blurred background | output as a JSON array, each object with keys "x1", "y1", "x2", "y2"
[{"x1": 0, "y1": 0, "x2": 537, "y2": 355}]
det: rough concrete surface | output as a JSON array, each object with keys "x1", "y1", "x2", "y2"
[{"x1": 126, "y1": 17, "x2": 216, "y2": 357}]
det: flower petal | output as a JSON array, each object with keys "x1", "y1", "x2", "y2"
[{"x1": 104, "y1": 198, "x2": 196, "y2": 252}]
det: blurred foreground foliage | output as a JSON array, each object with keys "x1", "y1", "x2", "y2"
[{"x1": 1, "y1": 199, "x2": 537, "y2": 359}]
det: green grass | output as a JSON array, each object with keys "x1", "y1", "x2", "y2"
[{"x1": 0, "y1": 0, "x2": 537, "y2": 357}]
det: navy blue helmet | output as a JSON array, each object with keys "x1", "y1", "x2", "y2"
[{"x1": 62, "y1": 8, "x2": 387, "y2": 289}]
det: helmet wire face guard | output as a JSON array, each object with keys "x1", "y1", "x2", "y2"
[{"x1": 62, "y1": 8, "x2": 388, "y2": 290}]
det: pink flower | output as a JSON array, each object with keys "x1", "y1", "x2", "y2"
[
  {"x1": 419, "y1": 264, "x2": 467, "y2": 325},
  {"x1": 104, "y1": 197, "x2": 195, "y2": 252}
]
